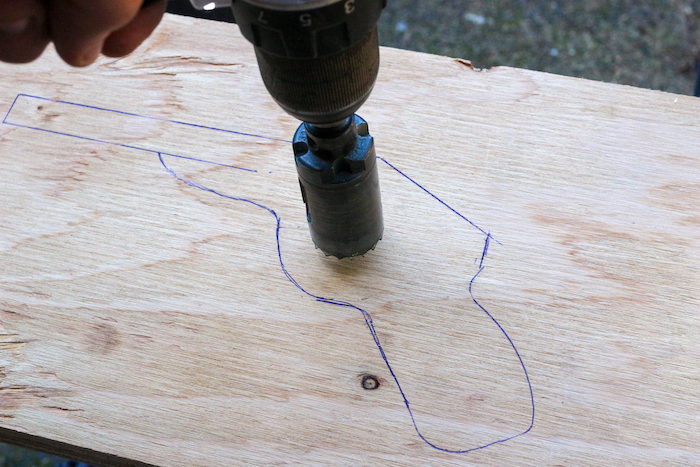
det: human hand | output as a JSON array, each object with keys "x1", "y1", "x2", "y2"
[{"x1": 0, "y1": 0, "x2": 167, "y2": 66}]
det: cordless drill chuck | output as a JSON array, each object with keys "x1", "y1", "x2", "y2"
[{"x1": 191, "y1": 0, "x2": 386, "y2": 258}]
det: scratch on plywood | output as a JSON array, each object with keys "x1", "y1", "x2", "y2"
[
  {"x1": 2, "y1": 94, "x2": 536, "y2": 454},
  {"x1": 103, "y1": 55, "x2": 244, "y2": 73}
]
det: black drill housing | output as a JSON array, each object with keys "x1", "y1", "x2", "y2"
[
  {"x1": 231, "y1": 0, "x2": 385, "y2": 124},
  {"x1": 230, "y1": 0, "x2": 386, "y2": 258}
]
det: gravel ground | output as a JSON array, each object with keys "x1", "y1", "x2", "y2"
[
  {"x1": 377, "y1": 0, "x2": 700, "y2": 95},
  {"x1": 1, "y1": 1, "x2": 698, "y2": 466}
]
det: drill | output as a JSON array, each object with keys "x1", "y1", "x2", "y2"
[{"x1": 187, "y1": 0, "x2": 386, "y2": 259}]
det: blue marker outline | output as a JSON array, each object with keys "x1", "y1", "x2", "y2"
[{"x1": 3, "y1": 94, "x2": 535, "y2": 453}]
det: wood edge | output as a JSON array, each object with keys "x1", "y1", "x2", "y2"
[{"x1": 0, "y1": 427, "x2": 158, "y2": 467}]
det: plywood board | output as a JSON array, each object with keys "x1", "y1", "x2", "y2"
[{"x1": 1, "y1": 13, "x2": 699, "y2": 467}]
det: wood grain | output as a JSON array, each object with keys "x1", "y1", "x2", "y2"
[{"x1": 1, "y1": 13, "x2": 699, "y2": 467}]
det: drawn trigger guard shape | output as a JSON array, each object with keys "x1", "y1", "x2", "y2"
[{"x1": 160, "y1": 154, "x2": 536, "y2": 454}]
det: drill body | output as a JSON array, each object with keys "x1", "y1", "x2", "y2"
[{"x1": 190, "y1": 0, "x2": 386, "y2": 258}]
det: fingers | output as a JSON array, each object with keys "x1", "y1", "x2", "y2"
[
  {"x1": 103, "y1": 0, "x2": 167, "y2": 58},
  {"x1": 48, "y1": 0, "x2": 144, "y2": 67},
  {"x1": 0, "y1": 0, "x2": 165, "y2": 67},
  {"x1": 0, "y1": 0, "x2": 49, "y2": 63}
]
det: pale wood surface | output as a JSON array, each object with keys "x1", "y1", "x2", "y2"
[{"x1": 1, "y1": 14, "x2": 700, "y2": 467}]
